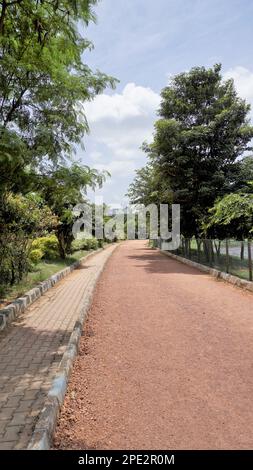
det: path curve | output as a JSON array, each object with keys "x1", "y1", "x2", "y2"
[{"x1": 54, "y1": 240, "x2": 253, "y2": 450}]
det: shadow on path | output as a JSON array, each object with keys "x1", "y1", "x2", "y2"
[{"x1": 127, "y1": 247, "x2": 203, "y2": 276}]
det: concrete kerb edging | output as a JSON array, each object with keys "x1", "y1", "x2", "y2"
[
  {"x1": 27, "y1": 243, "x2": 118, "y2": 450},
  {"x1": 0, "y1": 248, "x2": 105, "y2": 332},
  {"x1": 159, "y1": 249, "x2": 253, "y2": 293}
]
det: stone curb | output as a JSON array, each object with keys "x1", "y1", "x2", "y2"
[
  {"x1": 27, "y1": 243, "x2": 118, "y2": 450},
  {"x1": 160, "y1": 249, "x2": 253, "y2": 293},
  {"x1": 0, "y1": 248, "x2": 105, "y2": 332}
]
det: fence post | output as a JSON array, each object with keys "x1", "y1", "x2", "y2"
[
  {"x1": 211, "y1": 239, "x2": 215, "y2": 263},
  {"x1": 208, "y1": 239, "x2": 213, "y2": 267},
  {"x1": 185, "y1": 238, "x2": 188, "y2": 257},
  {"x1": 197, "y1": 239, "x2": 200, "y2": 263},
  {"x1": 189, "y1": 238, "x2": 191, "y2": 259},
  {"x1": 225, "y1": 239, "x2": 229, "y2": 274},
  {"x1": 203, "y1": 239, "x2": 209, "y2": 264},
  {"x1": 248, "y1": 240, "x2": 253, "y2": 282}
]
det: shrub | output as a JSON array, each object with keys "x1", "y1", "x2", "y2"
[
  {"x1": 71, "y1": 239, "x2": 84, "y2": 252},
  {"x1": 86, "y1": 238, "x2": 99, "y2": 250},
  {"x1": 31, "y1": 235, "x2": 59, "y2": 259},
  {"x1": 71, "y1": 237, "x2": 99, "y2": 252},
  {"x1": 29, "y1": 249, "x2": 44, "y2": 264},
  {"x1": 0, "y1": 194, "x2": 56, "y2": 286},
  {"x1": 98, "y1": 239, "x2": 104, "y2": 248},
  {"x1": 0, "y1": 241, "x2": 29, "y2": 286}
]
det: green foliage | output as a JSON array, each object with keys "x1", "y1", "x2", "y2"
[
  {"x1": 34, "y1": 164, "x2": 109, "y2": 258},
  {"x1": 204, "y1": 193, "x2": 253, "y2": 239},
  {"x1": 232, "y1": 155, "x2": 253, "y2": 193},
  {"x1": 129, "y1": 65, "x2": 253, "y2": 237},
  {"x1": 31, "y1": 234, "x2": 59, "y2": 259},
  {"x1": 0, "y1": 1, "x2": 116, "y2": 284},
  {"x1": 71, "y1": 237, "x2": 99, "y2": 252},
  {"x1": 98, "y1": 239, "x2": 105, "y2": 248},
  {"x1": 29, "y1": 248, "x2": 44, "y2": 265},
  {"x1": 0, "y1": 1, "x2": 117, "y2": 176},
  {"x1": 127, "y1": 162, "x2": 172, "y2": 206},
  {"x1": 0, "y1": 192, "x2": 56, "y2": 237},
  {"x1": 0, "y1": 193, "x2": 56, "y2": 285}
]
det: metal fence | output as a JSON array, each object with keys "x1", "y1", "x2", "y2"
[{"x1": 153, "y1": 238, "x2": 253, "y2": 282}]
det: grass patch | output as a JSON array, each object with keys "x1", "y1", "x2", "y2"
[{"x1": 0, "y1": 249, "x2": 93, "y2": 308}]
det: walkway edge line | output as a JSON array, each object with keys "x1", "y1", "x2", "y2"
[
  {"x1": 160, "y1": 249, "x2": 253, "y2": 293},
  {"x1": 0, "y1": 248, "x2": 106, "y2": 332},
  {"x1": 27, "y1": 243, "x2": 118, "y2": 450}
]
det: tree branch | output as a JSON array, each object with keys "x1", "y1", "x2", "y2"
[
  {"x1": 0, "y1": 0, "x2": 23, "y2": 34},
  {"x1": 3, "y1": 87, "x2": 27, "y2": 126}
]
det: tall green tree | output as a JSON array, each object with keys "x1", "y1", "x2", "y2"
[
  {"x1": 0, "y1": 0, "x2": 116, "y2": 195},
  {"x1": 0, "y1": 1, "x2": 117, "y2": 287},
  {"x1": 134, "y1": 65, "x2": 253, "y2": 237}
]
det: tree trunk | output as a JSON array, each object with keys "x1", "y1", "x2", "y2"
[
  {"x1": 214, "y1": 240, "x2": 221, "y2": 257},
  {"x1": 203, "y1": 239, "x2": 209, "y2": 263},
  {"x1": 0, "y1": 1, "x2": 7, "y2": 35},
  {"x1": 210, "y1": 239, "x2": 215, "y2": 262},
  {"x1": 10, "y1": 260, "x2": 16, "y2": 286},
  {"x1": 57, "y1": 232, "x2": 66, "y2": 259},
  {"x1": 196, "y1": 239, "x2": 201, "y2": 263},
  {"x1": 240, "y1": 241, "x2": 244, "y2": 261}
]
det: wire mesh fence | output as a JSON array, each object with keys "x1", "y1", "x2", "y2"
[{"x1": 152, "y1": 238, "x2": 253, "y2": 282}]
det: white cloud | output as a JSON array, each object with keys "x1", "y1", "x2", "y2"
[
  {"x1": 93, "y1": 160, "x2": 136, "y2": 178},
  {"x1": 85, "y1": 82, "x2": 160, "y2": 122},
  {"x1": 224, "y1": 66, "x2": 253, "y2": 104},
  {"x1": 84, "y1": 83, "x2": 160, "y2": 160},
  {"x1": 90, "y1": 151, "x2": 103, "y2": 162},
  {"x1": 83, "y1": 83, "x2": 160, "y2": 202}
]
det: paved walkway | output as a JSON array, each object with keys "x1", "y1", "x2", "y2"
[
  {"x1": 54, "y1": 241, "x2": 253, "y2": 450},
  {"x1": 0, "y1": 245, "x2": 116, "y2": 450}
]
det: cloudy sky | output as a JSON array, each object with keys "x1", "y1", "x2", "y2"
[{"x1": 79, "y1": 0, "x2": 253, "y2": 205}]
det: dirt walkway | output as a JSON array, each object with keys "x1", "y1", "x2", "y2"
[{"x1": 54, "y1": 240, "x2": 253, "y2": 450}]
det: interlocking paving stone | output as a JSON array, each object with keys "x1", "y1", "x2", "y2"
[{"x1": 0, "y1": 246, "x2": 115, "y2": 449}]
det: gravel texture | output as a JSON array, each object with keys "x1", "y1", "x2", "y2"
[{"x1": 53, "y1": 240, "x2": 253, "y2": 450}]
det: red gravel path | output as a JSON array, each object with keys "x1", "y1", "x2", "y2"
[{"x1": 53, "y1": 240, "x2": 253, "y2": 450}]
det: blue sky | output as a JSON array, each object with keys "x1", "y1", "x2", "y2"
[{"x1": 78, "y1": 0, "x2": 253, "y2": 205}]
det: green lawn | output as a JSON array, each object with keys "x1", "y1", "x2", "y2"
[{"x1": 0, "y1": 250, "x2": 93, "y2": 308}]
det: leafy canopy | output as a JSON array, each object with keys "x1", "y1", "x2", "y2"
[
  {"x1": 0, "y1": 0, "x2": 117, "y2": 194},
  {"x1": 204, "y1": 193, "x2": 253, "y2": 239},
  {"x1": 129, "y1": 65, "x2": 253, "y2": 237}
]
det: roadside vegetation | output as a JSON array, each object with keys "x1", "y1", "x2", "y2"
[
  {"x1": 0, "y1": 1, "x2": 117, "y2": 300},
  {"x1": 0, "y1": 249, "x2": 89, "y2": 308}
]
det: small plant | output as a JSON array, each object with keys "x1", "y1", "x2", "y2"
[
  {"x1": 31, "y1": 235, "x2": 59, "y2": 260},
  {"x1": 98, "y1": 239, "x2": 104, "y2": 248},
  {"x1": 71, "y1": 237, "x2": 99, "y2": 252},
  {"x1": 29, "y1": 249, "x2": 44, "y2": 265}
]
